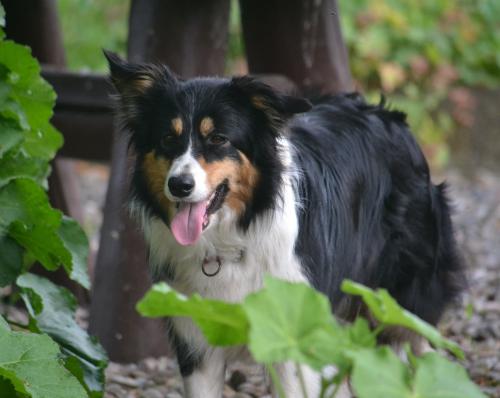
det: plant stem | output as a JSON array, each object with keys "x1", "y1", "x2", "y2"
[
  {"x1": 327, "y1": 376, "x2": 344, "y2": 398},
  {"x1": 268, "y1": 364, "x2": 287, "y2": 398},
  {"x1": 373, "y1": 324, "x2": 385, "y2": 337},
  {"x1": 295, "y1": 362, "x2": 309, "y2": 398},
  {"x1": 6, "y1": 319, "x2": 29, "y2": 330}
]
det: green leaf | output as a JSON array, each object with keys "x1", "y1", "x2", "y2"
[
  {"x1": 57, "y1": 217, "x2": 90, "y2": 289},
  {"x1": 0, "y1": 236, "x2": 23, "y2": 287},
  {"x1": 0, "y1": 117, "x2": 24, "y2": 157},
  {"x1": 347, "y1": 317, "x2": 377, "y2": 348},
  {"x1": 341, "y1": 280, "x2": 463, "y2": 358},
  {"x1": 10, "y1": 220, "x2": 69, "y2": 271},
  {"x1": 22, "y1": 122, "x2": 62, "y2": 161},
  {"x1": 349, "y1": 347, "x2": 412, "y2": 398},
  {"x1": 0, "y1": 375, "x2": 17, "y2": 397},
  {"x1": 0, "y1": 180, "x2": 89, "y2": 286},
  {"x1": 242, "y1": 277, "x2": 341, "y2": 369},
  {"x1": 0, "y1": 179, "x2": 61, "y2": 236},
  {"x1": 0, "y1": 314, "x2": 87, "y2": 398},
  {"x1": 413, "y1": 352, "x2": 486, "y2": 398},
  {"x1": 0, "y1": 149, "x2": 50, "y2": 189},
  {"x1": 0, "y1": 39, "x2": 62, "y2": 161},
  {"x1": 17, "y1": 274, "x2": 107, "y2": 397},
  {"x1": 137, "y1": 282, "x2": 249, "y2": 346},
  {"x1": 0, "y1": 41, "x2": 56, "y2": 131},
  {"x1": 65, "y1": 355, "x2": 104, "y2": 398}
]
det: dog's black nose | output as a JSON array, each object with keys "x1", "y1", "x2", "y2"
[{"x1": 168, "y1": 174, "x2": 195, "y2": 198}]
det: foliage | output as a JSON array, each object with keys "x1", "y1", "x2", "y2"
[
  {"x1": 137, "y1": 282, "x2": 249, "y2": 346},
  {"x1": 17, "y1": 274, "x2": 107, "y2": 398},
  {"x1": 339, "y1": 0, "x2": 500, "y2": 166},
  {"x1": 0, "y1": 5, "x2": 107, "y2": 397},
  {"x1": 58, "y1": 0, "x2": 129, "y2": 72},
  {"x1": 0, "y1": 315, "x2": 87, "y2": 398},
  {"x1": 138, "y1": 276, "x2": 485, "y2": 398}
]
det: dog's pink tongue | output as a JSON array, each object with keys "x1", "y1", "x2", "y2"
[{"x1": 171, "y1": 201, "x2": 207, "y2": 246}]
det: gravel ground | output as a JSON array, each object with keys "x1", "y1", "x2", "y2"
[{"x1": 75, "y1": 164, "x2": 500, "y2": 397}]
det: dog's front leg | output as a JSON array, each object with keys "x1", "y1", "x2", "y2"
[
  {"x1": 272, "y1": 362, "x2": 321, "y2": 398},
  {"x1": 182, "y1": 347, "x2": 226, "y2": 398}
]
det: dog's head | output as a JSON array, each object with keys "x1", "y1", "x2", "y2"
[{"x1": 105, "y1": 51, "x2": 310, "y2": 246}]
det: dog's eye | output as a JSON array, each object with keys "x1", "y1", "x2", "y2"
[
  {"x1": 207, "y1": 134, "x2": 228, "y2": 146},
  {"x1": 161, "y1": 134, "x2": 175, "y2": 148}
]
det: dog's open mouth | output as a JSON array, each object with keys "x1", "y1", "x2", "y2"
[
  {"x1": 170, "y1": 180, "x2": 229, "y2": 246},
  {"x1": 203, "y1": 180, "x2": 229, "y2": 229}
]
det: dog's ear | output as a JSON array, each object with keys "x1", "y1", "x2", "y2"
[
  {"x1": 231, "y1": 76, "x2": 311, "y2": 128},
  {"x1": 103, "y1": 49, "x2": 176, "y2": 96}
]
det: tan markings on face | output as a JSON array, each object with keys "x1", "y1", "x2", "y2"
[
  {"x1": 199, "y1": 117, "x2": 215, "y2": 136},
  {"x1": 142, "y1": 151, "x2": 175, "y2": 220},
  {"x1": 198, "y1": 152, "x2": 259, "y2": 215},
  {"x1": 171, "y1": 117, "x2": 183, "y2": 136}
]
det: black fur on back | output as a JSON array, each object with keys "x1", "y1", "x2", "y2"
[{"x1": 290, "y1": 93, "x2": 464, "y2": 325}]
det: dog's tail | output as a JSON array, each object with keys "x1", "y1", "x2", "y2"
[{"x1": 429, "y1": 182, "x2": 467, "y2": 317}]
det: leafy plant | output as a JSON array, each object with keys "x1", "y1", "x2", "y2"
[
  {"x1": 138, "y1": 277, "x2": 485, "y2": 398},
  {"x1": 339, "y1": 0, "x2": 500, "y2": 167},
  {"x1": 0, "y1": 5, "x2": 107, "y2": 397},
  {"x1": 58, "y1": 0, "x2": 129, "y2": 72}
]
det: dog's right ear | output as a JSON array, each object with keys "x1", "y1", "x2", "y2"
[{"x1": 103, "y1": 49, "x2": 175, "y2": 96}]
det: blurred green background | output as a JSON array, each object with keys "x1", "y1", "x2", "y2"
[{"x1": 58, "y1": 0, "x2": 500, "y2": 168}]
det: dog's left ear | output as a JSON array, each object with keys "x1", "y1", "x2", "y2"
[
  {"x1": 103, "y1": 49, "x2": 176, "y2": 96},
  {"x1": 231, "y1": 76, "x2": 311, "y2": 126}
]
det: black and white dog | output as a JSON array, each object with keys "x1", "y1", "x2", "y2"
[{"x1": 105, "y1": 51, "x2": 464, "y2": 398}]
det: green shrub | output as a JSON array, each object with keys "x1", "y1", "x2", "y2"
[
  {"x1": 138, "y1": 277, "x2": 485, "y2": 398},
  {"x1": 0, "y1": 6, "x2": 107, "y2": 397},
  {"x1": 340, "y1": 0, "x2": 500, "y2": 166}
]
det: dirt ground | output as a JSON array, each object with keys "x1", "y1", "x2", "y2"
[{"x1": 71, "y1": 164, "x2": 500, "y2": 397}]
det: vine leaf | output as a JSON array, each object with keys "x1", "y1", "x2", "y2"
[
  {"x1": 17, "y1": 274, "x2": 107, "y2": 397},
  {"x1": 341, "y1": 280, "x2": 463, "y2": 358},
  {"x1": 0, "y1": 314, "x2": 87, "y2": 398}
]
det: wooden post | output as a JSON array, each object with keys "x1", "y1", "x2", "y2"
[
  {"x1": 127, "y1": 0, "x2": 230, "y2": 76},
  {"x1": 240, "y1": 0, "x2": 353, "y2": 94},
  {"x1": 88, "y1": 0, "x2": 230, "y2": 361}
]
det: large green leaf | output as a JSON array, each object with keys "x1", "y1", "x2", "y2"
[
  {"x1": 0, "y1": 180, "x2": 90, "y2": 287},
  {"x1": 0, "y1": 314, "x2": 87, "y2": 398},
  {"x1": 0, "y1": 149, "x2": 50, "y2": 189},
  {"x1": 10, "y1": 221, "x2": 69, "y2": 271},
  {"x1": 17, "y1": 274, "x2": 107, "y2": 397},
  {"x1": 413, "y1": 353, "x2": 486, "y2": 398},
  {"x1": 57, "y1": 217, "x2": 90, "y2": 289},
  {"x1": 341, "y1": 280, "x2": 463, "y2": 358},
  {"x1": 0, "y1": 179, "x2": 60, "y2": 236},
  {"x1": 0, "y1": 41, "x2": 56, "y2": 132},
  {"x1": 349, "y1": 347, "x2": 412, "y2": 398},
  {"x1": 0, "y1": 375, "x2": 17, "y2": 397},
  {"x1": 137, "y1": 282, "x2": 249, "y2": 346},
  {"x1": 0, "y1": 40, "x2": 62, "y2": 161},
  {"x1": 21, "y1": 122, "x2": 62, "y2": 161},
  {"x1": 0, "y1": 117, "x2": 24, "y2": 157},
  {"x1": 242, "y1": 277, "x2": 346, "y2": 369},
  {"x1": 0, "y1": 235, "x2": 23, "y2": 287}
]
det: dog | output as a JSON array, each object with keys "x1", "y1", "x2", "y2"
[{"x1": 105, "y1": 51, "x2": 464, "y2": 398}]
